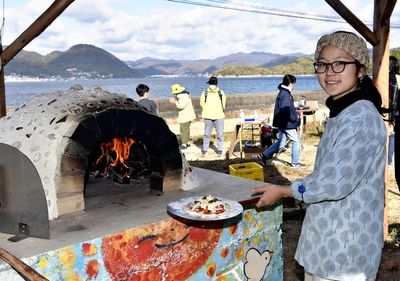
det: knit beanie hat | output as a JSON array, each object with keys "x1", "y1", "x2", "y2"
[{"x1": 314, "y1": 31, "x2": 369, "y2": 68}]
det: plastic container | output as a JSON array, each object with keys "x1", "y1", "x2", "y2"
[
  {"x1": 244, "y1": 140, "x2": 259, "y2": 148},
  {"x1": 229, "y1": 162, "x2": 264, "y2": 182},
  {"x1": 244, "y1": 117, "x2": 255, "y2": 122}
]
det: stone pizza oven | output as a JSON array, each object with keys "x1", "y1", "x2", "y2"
[{"x1": 0, "y1": 86, "x2": 197, "y2": 238}]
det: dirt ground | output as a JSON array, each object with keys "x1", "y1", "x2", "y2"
[{"x1": 186, "y1": 127, "x2": 400, "y2": 281}]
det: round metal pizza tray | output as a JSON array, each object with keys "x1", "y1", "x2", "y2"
[{"x1": 167, "y1": 196, "x2": 244, "y2": 221}]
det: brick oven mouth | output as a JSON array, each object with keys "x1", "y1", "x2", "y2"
[{"x1": 86, "y1": 137, "x2": 151, "y2": 186}]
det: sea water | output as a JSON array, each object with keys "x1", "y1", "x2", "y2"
[{"x1": 4, "y1": 76, "x2": 321, "y2": 107}]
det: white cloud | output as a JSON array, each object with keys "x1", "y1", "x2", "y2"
[
  {"x1": 1, "y1": 0, "x2": 399, "y2": 61},
  {"x1": 65, "y1": 0, "x2": 110, "y2": 23}
]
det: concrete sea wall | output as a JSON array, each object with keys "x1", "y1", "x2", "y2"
[{"x1": 156, "y1": 90, "x2": 327, "y2": 119}]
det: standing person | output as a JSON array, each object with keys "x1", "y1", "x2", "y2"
[
  {"x1": 200, "y1": 76, "x2": 226, "y2": 156},
  {"x1": 136, "y1": 84, "x2": 158, "y2": 114},
  {"x1": 388, "y1": 56, "x2": 400, "y2": 121},
  {"x1": 253, "y1": 31, "x2": 386, "y2": 281},
  {"x1": 259, "y1": 74, "x2": 301, "y2": 167},
  {"x1": 169, "y1": 84, "x2": 196, "y2": 149},
  {"x1": 390, "y1": 56, "x2": 400, "y2": 194}
]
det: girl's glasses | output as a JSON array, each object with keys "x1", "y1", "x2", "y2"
[{"x1": 313, "y1": 61, "x2": 359, "y2": 74}]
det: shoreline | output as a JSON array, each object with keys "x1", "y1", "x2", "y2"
[
  {"x1": 4, "y1": 74, "x2": 316, "y2": 81},
  {"x1": 218, "y1": 74, "x2": 315, "y2": 78},
  {"x1": 5, "y1": 89, "x2": 328, "y2": 111}
]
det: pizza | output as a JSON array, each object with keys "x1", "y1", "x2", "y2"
[{"x1": 185, "y1": 195, "x2": 229, "y2": 218}]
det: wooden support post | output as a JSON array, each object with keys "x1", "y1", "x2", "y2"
[
  {"x1": 0, "y1": 70, "x2": 5, "y2": 117},
  {"x1": 373, "y1": 1, "x2": 390, "y2": 107},
  {"x1": 381, "y1": 0, "x2": 398, "y2": 27},
  {"x1": 373, "y1": 0, "x2": 391, "y2": 240},
  {"x1": 0, "y1": 44, "x2": 5, "y2": 117}
]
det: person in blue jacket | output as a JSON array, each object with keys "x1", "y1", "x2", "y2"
[{"x1": 259, "y1": 74, "x2": 301, "y2": 167}]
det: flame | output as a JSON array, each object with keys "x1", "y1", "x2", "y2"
[{"x1": 96, "y1": 137, "x2": 136, "y2": 172}]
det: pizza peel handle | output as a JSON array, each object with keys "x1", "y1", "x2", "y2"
[
  {"x1": 0, "y1": 247, "x2": 48, "y2": 280},
  {"x1": 238, "y1": 196, "x2": 261, "y2": 207}
]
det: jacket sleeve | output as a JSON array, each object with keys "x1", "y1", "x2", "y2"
[
  {"x1": 221, "y1": 91, "x2": 226, "y2": 109},
  {"x1": 291, "y1": 112, "x2": 386, "y2": 203},
  {"x1": 176, "y1": 94, "x2": 190, "y2": 109},
  {"x1": 200, "y1": 92, "x2": 205, "y2": 108},
  {"x1": 289, "y1": 100, "x2": 299, "y2": 123},
  {"x1": 152, "y1": 101, "x2": 158, "y2": 114}
]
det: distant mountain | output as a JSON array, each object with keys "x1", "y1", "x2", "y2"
[
  {"x1": 5, "y1": 44, "x2": 142, "y2": 79},
  {"x1": 6, "y1": 45, "x2": 399, "y2": 79},
  {"x1": 126, "y1": 48, "x2": 400, "y2": 77},
  {"x1": 125, "y1": 51, "x2": 310, "y2": 76},
  {"x1": 212, "y1": 57, "x2": 315, "y2": 76}
]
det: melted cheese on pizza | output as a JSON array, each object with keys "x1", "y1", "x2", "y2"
[{"x1": 186, "y1": 195, "x2": 228, "y2": 217}]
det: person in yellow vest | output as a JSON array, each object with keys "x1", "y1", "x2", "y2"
[
  {"x1": 200, "y1": 76, "x2": 226, "y2": 156},
  {"x1": 169, "y1": 84, "x2": 196, "y2": 149}
]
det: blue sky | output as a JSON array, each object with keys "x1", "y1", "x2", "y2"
[{"x1": 2, "y1": 0, "x2": 399, "y2": 60}]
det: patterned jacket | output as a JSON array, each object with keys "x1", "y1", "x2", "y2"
[{"x1": 291, "y1": 99, "x2": 386, "y2": 279}]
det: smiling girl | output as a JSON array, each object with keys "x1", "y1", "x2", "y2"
[{"x1": 253, "y1": 31, "x2": 387, "y2": 281}]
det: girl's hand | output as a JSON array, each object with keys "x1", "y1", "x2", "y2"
[
  {"x1": 252, "y1": 184, "x2": 292, "y2": 208},
  {"x1": 169, "y1": 98, "x2": 176, "y2": 104}
]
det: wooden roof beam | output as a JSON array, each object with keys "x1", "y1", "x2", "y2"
[
  {"x1": 325, "y1": 0, "x2": 378, "y2": 46},
  {"x1": 0, "y1": 0, "x2": 75, "y2": 117},
  {"x1": 1, "y1": 0, "x2": 75, "y2": 67},
  {"x1": 381, "y1": 0, "x2": 397, "y2": 27}
]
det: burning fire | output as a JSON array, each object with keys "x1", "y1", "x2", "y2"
[{"x1": 96, "y1": 137, "x2": 136, "y2": 175}]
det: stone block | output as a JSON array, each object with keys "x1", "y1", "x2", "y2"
[
  {"x1": 57, "y1": 193, "x2": 85, "y2": 216},
  {"x1": 55, "y1": 174, "x2": 85, "y2": 195},
  {"x1": 59, "y1": 154, "x2": 87, "y2": 173}
]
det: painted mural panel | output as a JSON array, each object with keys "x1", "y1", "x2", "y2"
[{"x1": 0, "y1": 206, "x2": 283, "y2": 280}]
